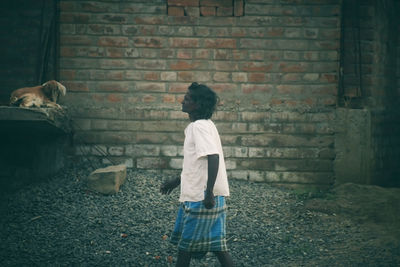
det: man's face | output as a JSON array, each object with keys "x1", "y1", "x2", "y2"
[{"x1": 181, "y1": 91, "x2": 197, "y2": 114}]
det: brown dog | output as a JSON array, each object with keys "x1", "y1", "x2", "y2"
[{"x1": 10, "y1": 80, "x2": 66, "y2": 109}]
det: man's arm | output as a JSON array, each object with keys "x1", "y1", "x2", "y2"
[{"x1": 204, "y1": 154, "x2": 219, "y2": 209}]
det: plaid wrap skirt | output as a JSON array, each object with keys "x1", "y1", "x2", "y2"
[{"x1": 170, "y1": 196, "x2": 228, "y2": 253}]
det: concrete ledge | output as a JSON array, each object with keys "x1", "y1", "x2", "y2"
[
  {"x1": 0, "y1": 106, "x2": 71, "y2": 135},
  {"x1": 0, "y1": 106, "x2": 71, "y2": 192}
]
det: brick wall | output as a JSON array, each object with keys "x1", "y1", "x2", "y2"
[{"x1": 59, "y1": 0, "x2": 340, "y2": 186}]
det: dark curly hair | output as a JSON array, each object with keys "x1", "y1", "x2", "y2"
[{"x1": 188, "y1": 82, "x2": 219, "y2": 120}]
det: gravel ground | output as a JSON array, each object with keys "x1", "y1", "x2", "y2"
[{"x1": 0, "y1": 165, "x2": 399, "y2": 266}]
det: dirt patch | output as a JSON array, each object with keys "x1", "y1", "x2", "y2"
[
  {"x1": 305, "y1": 183, "x2": 400, "y2": 256},
  {"x1": 306, "y1": 183, "x2": 400, "y2": 227}
]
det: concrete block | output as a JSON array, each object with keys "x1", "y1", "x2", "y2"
[{"x1": 87, "y1": 164, "x2": 127, "y2": 194}]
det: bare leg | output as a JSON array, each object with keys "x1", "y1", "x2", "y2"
[
  {"x1": 176, "y1": 250, "x2": 192, "y2": 267},
  {"x1": 214, "y1": 251, "x2": 234, "y2": 267}
]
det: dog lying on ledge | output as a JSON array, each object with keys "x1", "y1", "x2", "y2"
[{"x1": 9, "y1": 80, "x2": 66, "y2": 109}]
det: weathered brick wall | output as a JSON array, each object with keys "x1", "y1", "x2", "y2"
[{"x1": 59, "y1": 0, "x2": 340, "y2": 186}]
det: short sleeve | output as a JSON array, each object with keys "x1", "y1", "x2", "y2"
[{"x1": 192, "y1": 122, "x2": 219, "y2": 158}]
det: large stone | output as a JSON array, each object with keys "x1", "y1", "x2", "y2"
[{"x1": 86, "y1": 164, "x2": 127, "y2": 194}]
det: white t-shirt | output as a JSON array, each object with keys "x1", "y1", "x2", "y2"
[{"x1": 179, "y1": 119, "x2": 230, "y2": 202}]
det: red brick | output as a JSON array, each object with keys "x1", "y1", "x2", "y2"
[
  {"x1": 136, "y1": 132, "x2": 169, "y2": 144},
  {"x1": 282, "y1": 73, "x2": 302, "y2": 82},
  {"x1": 241, "y1": 62, "x2": 273, "y2": 72},
  {"x1": 60, "y1": 47, "x2": 76, "y2": 57},
  {"x1": 200, "y1": 0, "x2": 232, "y2": 7},
  {"x1": 200, "y1": 6, "x2": 216, "y2": 16},
  {"x1": 160, "y1": 49, "x2": 174, "y2": 58},
  {"x1": 137, "y1": 157, "x2": 169, "y2": 169},
  {"x1": 185, "y1": 7, "x2": 200, "y2": 17},
  {"x1": 100, "y1": 59, "x2": 128, "y2": 69},
  {"x1": 177, "y1": 50, "x2": 193, "y2": 59},
  {"x1": 322, "y1": 96, "x2": 336, "y2": 106},
  {"x1": 231, "y1": 28, "x2": 246, "y2": 37},
  {"x1": 107, "y1": 94, "x2": 123, "y2": 103},
  {"x1": 163, "y1": 94, "x2": 176, "y2": 103},
  {"x1": 169, "y1": 60, "x2": 200, "y2": 70},
  {"x1": 267, "y1": 27, "x2": 284, "y2": 37},
  {"x1": 233, "y1": 50, "x2": 248, "y2": 60},
  {"x1": 234, "y1": 0, "x2": 244, "y2": 16},
  {"x1": 169, "y1": 83, "x2": 190, "y2": 93},
  {"x1": 194, "y1": 49, "x2": 210, "y2": 59},
  {"x1": 88, "y1": 24, "x2": 119, "y2": 35},
  {"x1": 59, "y1": 13, "x2": 90, "y2": 24},
  {"x1": 316, "y1": 41, "x2": 339, "y2": 50},
  {"x1": 98, "y1": 82, "x2": 129, "y2": 92},
  {"x1": 320, "y1": 74, "x2": 337, "y2": 83},
  {"x1": 242, "y1": 84, "x2": 273, "y2": 94},
  {"x1": 80, "y1": 2, "x2": 109, "y2": 12},
  {"x1": 217, "y1": 7, "x2": 233, "y2": 16},
  {"x1": 168, "y1": 0, "x2": 199, "y2": 7},
  {"x1": 168, "y1": 6, "x2": 185, "y2": 16},
  {"x1": 142, "y1": 95, "x2": 157, "y2": 103},
  {"x1": 279, "y1": 63, "x2": 307, "y2": 73},
  {"x1": 106, "y1": 71, "x2": 124, "y2": 80},
  {"x1": 91, "y1": 94, "x2": 106, "y2": 104},
  {"x1": 138, "y1": 25, "x2": 157, "y2": 35},
  {"x1": 214, "y1": 50, "x2": 230, "y2": 60},
  {"x1": 248, "y1": 73, "x2": 267, "y2": 82},
  {"x1": 136, "y1": 82, "x2": 166, "y2": 92},
  {"x1": 86, "y1": 47, "x2": 105, "y2": 57},
  {"x1": 106, "y1": 48, "x2": 124, "y2": 58},
  {"x1": 204, "y1": 39, "x2": 236, "y2": 49},
  {"x1": 249, "y1": 51, "x2": 264, "y2": 60},
  {"x1": 170, "y1": 38, "x2": 199, "y2": 48},
  {"x1": 144, "y1": 72, "x2": 159, "y2": 81},
  {"x1": 134, "y1": 17, "x2": 164, "y2": 25},
  {"x1": 61, "y1": 35, "x2": 92, "y2": 45},
  {"x1": 270, "y1": 98, "x2": 284, "y2": 106},
  {"x1": 277, "y1": 85, "x2": 304, "y2": 94},
  {"x1": 215, "y1": 61, "x2": 238, "y2": 71},
  {"x1": 178, "y1": 72, "x2": 195, "y2": 81},
  {"x1": 59, "y1": 70, "x2": 76, "y2": 80},
  {"x1": 176, "y1": 95, "x2": 185, "y2": 104},
  {"x1": 64, "y1": 82, "x2": 89, "y2": 92},
  {"x1": 98, "y1": 37, "x2": 129, "y2": 47},
  {"x1": 133, "y1": 37, "x2": 163, "y2": 48},
  {"x1": 59, "y1": 1, "x2": 74, "y2": 11},
  {"x1": 133, "y1": 59, "x2": 166, "y2": 70},
  {"x1": 302, "y1": 98, "x2": 315, "y2": 107},
  {"x1": 211, "y1": 83, "x2": 236, "y2": 93},
  {"x1": 101, "y1": 14, "x2": 127, "y2": 24}
]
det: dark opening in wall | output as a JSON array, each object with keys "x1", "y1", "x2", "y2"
[
  {"x1": 338, "y1": 0, "x2": 364, "y2": 109},
  {"x1": 0, "y1": 0, "x2": 59, "y2": 106},
  {"x1": 167, "y1": 0, "x2": 244, "y2": 17}
]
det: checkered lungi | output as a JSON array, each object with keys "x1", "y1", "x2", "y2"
[{"x1": 170, "y1": 196, "x2": 228, "y2": 253}]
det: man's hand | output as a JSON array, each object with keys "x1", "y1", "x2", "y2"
[
  {"x1": 203, "y1": 191, "x2": 215, "y2": 209},
  {"x1": 160, "y1": 178, "x2": 180, "y2": 195}
]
